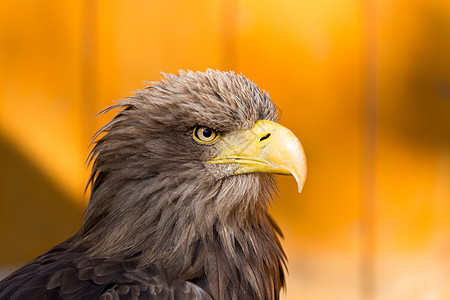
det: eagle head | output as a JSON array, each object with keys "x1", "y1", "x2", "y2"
[{"x1": 77, "y1": 69, "x2": 306, "y2": 299}]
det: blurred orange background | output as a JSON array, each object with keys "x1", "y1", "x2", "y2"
[{"x1": 1, "y1": 0, "x2": 450, "y2": 299}]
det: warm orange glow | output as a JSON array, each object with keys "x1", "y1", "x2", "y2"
[{"x1": 1, "y1": 0, "x2": 449, "y2": 298}]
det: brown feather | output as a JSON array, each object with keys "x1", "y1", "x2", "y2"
[{"x1": 0, "y1": 70, "x2": 287, "y2": 300}]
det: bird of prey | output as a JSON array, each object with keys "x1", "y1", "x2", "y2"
[{"x1": 0, "y1": 70, "x2": 306, "y2": 300}]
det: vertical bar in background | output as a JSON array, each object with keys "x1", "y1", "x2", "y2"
[
  {"x1": 220, "y1": 0, "x2": 237, "y2": 70},
  {"x1": 361, "y1": 0, "x2": 378, "y2": 298},
  {"x1": 81, "y1": 0, "x2": 98, "y2": 148}
]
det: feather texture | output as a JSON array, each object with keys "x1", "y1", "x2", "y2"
[{"x1": 0, "y1": 70, "x2": 287, "y2": 300}]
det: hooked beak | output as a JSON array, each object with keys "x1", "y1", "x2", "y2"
[{"x1": 208, "y1": 120, "x2": 307, "y2": 193}]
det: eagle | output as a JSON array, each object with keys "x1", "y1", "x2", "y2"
[{"x1": 0, "y1": 70, "x2": 306, "y2": 300}]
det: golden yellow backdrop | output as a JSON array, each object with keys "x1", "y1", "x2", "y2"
[{"x1": 1, "y1": 0, "x2": 449, "y2": 299}]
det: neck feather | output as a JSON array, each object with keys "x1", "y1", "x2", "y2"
[{"x1": 73, "y1": 168, "x2": 286, "y2": 299}]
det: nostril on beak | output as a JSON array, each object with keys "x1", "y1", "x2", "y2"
[{"x1": 260, "y1": 133, "x2": 271, "y2": 142}]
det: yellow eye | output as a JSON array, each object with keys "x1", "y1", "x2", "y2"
[{"x1": 193, "y1": 126, "x2": 219, "y2": 144}]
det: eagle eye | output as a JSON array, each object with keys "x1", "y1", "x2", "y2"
[{"x1": 193, "y1": 126, "x2": 219, "y2": 144}]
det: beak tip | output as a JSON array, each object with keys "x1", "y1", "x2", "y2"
[
  {"x1": 289, "y1": 167, "x2": 306, "y2": 194},
  {"x1": 295, "y1": 175, "x2": 306, "y2": 194}
]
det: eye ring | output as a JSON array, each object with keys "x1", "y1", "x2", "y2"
[{"x1": 193, "y1": 126, "x2": 219, "y2": 144}]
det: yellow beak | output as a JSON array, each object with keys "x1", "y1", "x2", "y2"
[{"x1": 208, "y1": 120, "x2": 307, "y2": 193}]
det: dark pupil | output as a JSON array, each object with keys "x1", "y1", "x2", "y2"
[{"x1": 202, "y1": 128, "x2": 212, "y2": 138}]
